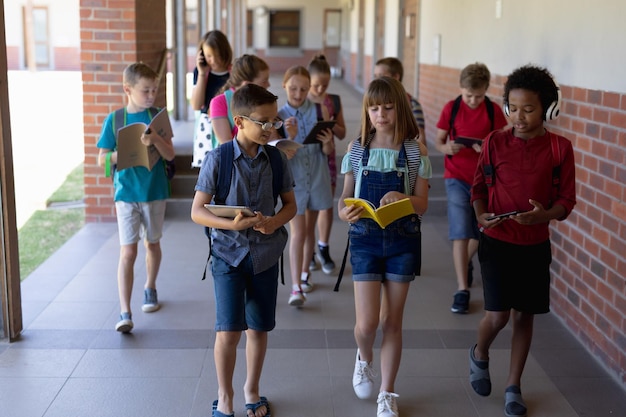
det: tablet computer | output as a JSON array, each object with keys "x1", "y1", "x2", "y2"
[
  {"x1": 454, "y1": 137, "x2": 482, "y2": 147},
  {"x1": 303, "y1": 120, "x2": 337, "y2": 144},
  {"x1": 204, "y1": 204, "x2": 255, "y2": 218}
]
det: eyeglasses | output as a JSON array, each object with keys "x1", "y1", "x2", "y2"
[{"x1": 239, "y1": 115, "x2": 283, "y2": 131}]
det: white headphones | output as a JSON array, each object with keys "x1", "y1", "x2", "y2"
[{"x1": 503, "y1": 78, "x2": 562, "y2": 121}]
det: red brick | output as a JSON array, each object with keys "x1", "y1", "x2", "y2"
[
  {"x1": 602, "y1": 92, "x2": 621, "y2": 109},
  {"x1": 610, "y1": 110, "x2": 626, "y2": 127}
]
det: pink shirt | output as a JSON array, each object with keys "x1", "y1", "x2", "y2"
[{"x1": 209, "y1": 88, "x2": 237, "y2": 137}]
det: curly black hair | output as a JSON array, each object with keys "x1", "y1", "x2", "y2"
[{"x1": 503, "y1": 64, "x2": 559, "y2": 120}]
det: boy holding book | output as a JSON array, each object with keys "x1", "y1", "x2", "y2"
[{"x1": 97, "y1": 62, "x2": 175, "y2": 333}]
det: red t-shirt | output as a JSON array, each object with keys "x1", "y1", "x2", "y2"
[
  {"x1": 436, "y1": 98, "x2": 508, "y2": 184},
  {"x1": 471, "y1": 128, "x2": 577, "y2": 245}
]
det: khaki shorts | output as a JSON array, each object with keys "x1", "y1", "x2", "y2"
[{"x1": 115, "y1": 200, "x2": 166, "y2": 245}]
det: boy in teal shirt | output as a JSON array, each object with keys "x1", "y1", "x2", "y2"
[{"x1": 97, "y1": 62, "x2": 175, "y2": 333}]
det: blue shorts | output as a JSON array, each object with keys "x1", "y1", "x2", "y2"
[
  {"x1": 478, "y1": 234, "x2": 552, "y2": 314},
  {"x1": 349, "y1": 216, "x2": 421, "y2": 282},
  {"x1": 445, "y1": 178, "x2": 479, "y2": 240},
  {"x1": 211, "y1": 254, "x2": 279, "y2": 332}
]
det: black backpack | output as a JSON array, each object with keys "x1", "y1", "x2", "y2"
[{"x1": 448, "y1": 95, "x2": 495, "y2": 139}]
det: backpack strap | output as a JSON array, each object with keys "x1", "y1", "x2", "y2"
[
  {"x1": 549, "y1": 132, "x2": 561, "y2": 206},
  {"x1": 315, "y1": 102, "x2": 324, "y2": 121},
  {"x1": 448, "y1": 95, "x2": 462, "y2": 139},
  {"x1": 202, "y1": 141, "x2": 235, "y2": 279},
  {"x1": 484, "y1": 96, "x2": 494, "y2": 131},
  {"x1": 329, "y1": 94, "x2": 341, "y2": 119}
]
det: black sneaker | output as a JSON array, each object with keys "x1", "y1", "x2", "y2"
[
  {"x1": 451, "y1": 290, "x2": 470, "y2": 314},
  {"x1": 316, "y1": 245, "x2": 335, "y2": 275},
  {"x1": 467, "y1": 260, "x2": 474, "y2": 287}
]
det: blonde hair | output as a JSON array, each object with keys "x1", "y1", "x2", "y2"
[
  {"x1": 460, "y1": 62, "x2": 491, "y2": 90},
  {"x1": 122, "y1": 62, "x2": 158, "y2": 86},
  {"x1": 360, "y1": 76, "x2": 418, "y2": 146},
  {"x1": 282, "y1": 65, "x2": 310, "y2": 85}
]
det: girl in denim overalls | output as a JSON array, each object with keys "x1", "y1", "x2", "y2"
[{"x1": 338, "y1": 77, "x2": 431, "y2": 417}]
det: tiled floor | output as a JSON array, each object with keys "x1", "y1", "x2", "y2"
[
  {"x1": 3, "y1": 210, "x2": 625, "y2": 417},
  {"x1": 1, "y1": 75, "x2": 624, "y2": 417}
]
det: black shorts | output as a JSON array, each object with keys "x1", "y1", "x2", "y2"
[{"x1": 478, "y1": 234, "x2": 552, "y2": 314}]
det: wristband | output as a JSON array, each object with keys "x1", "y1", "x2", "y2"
[{"x1": 105, "y1": 152, "x2": 113, "y2": 177}]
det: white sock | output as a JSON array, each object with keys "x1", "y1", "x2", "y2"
[
  {"x1": 292, "y1": 284, "x2": 300, "y2": 292},
  {"x1": 301, "y1": 272, "x2": 309, "y2": 282},
  {"x1": 318, "y1": 241, "x2": 328, "y2": 247}
]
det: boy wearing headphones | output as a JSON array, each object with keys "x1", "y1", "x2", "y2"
[{"x1": 468, "y1": 65, "x2": 576, "y2": 417}]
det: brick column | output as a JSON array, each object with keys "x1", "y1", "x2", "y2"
[{"x1": 80, "y1": 0, "x2": 166, "y2": 222}]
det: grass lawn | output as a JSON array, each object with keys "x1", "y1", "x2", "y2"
[{"x1": 18, "y1": 164, "x2": 85, "y2": 280}]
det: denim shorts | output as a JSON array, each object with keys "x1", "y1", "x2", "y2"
[
  {"x1": 115, "y1": 200, "x2": 166, "y2": 245},
  {"x1": 211, "y1": 254, "x2": 279, "y2": 332},
  {"x1": 349, "y1": 216, "x2": 421, "y2": 282},
  {"x1": 445, "y1": 178, "x2": 479, "y2": 240},
  {"x1": 478, "y1": 234, "x2": 551, "y2": 314}
]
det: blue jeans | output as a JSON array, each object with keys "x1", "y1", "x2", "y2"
[
  {"x1": 445, "y1": 178, "x2": 479, "y2": 240},
  {"x1": 211, "y1": 254, "x2": 278, "y2": 332},
  {"x1": 349, "y1": 216, "x2": 421, "y2": 282}
]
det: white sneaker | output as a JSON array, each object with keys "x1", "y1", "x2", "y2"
[
  {"x1": 301, "y1": 276, "x2": 314, "y2": 293},
  {"x1": 288, "y1": 290, "x2": 305, "y2": 306},
  {"x1": 377, "y1": 391, "x2": 399, "y2": 417},
  {"x1": 352, "y1": 349, "x2": 375, "y2": 399}
]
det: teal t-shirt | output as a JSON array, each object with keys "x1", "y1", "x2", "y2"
[{"x1": 97, "y1": 108, "x2": 170, "y2": 202}]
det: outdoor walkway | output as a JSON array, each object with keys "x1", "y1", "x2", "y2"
[{"x1": 1, "y1": 75, "x2": 624, "y2": 417}]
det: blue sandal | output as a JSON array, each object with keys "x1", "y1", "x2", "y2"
[
  {"x1": 212, "y1": 399, "x2": 235, "y2": 417},
  {"x1": 469, "y1": 344, "x2": 491, "y2": 396},
  {"x1": 245, "y1": 396, "x2": 270, "y2": 417},
  {"x1": 504, "y1": 385, "x2": 527, "y2": 417}
]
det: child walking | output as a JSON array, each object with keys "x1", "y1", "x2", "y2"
[
  {"x1": 307, "y1": 54, "x2": 347, "y2": 275},
  {"x1": 97, "y1": 63, "x2": 175, "y2": 333},
  {"x1": 191, "y1": 83, "x2": 297, "y2": 417},
  {"x1": 374, "y1": 57, "x2": 427, "y2": 146},
  {"x1": 190, "y1": 30, "x2": 233, "y2": 113},
  {"x1": 210, "y1": 54, "x2": 271, "y2": 144},
  {"x1": 469, "y1": 65, "x2": 576, "y2": 417},
  {"x1": 274, "y1": 65, "x2": 335, "y2": 307},
  {"x1": 338, "y1": 76, "x2": 430, "y2": 417},
  {"x1": 433, "y1": 62, "x2": 508, "y2": 314}
]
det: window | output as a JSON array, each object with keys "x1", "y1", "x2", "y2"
[
  {"x1": 269, "y1": 11, "x2": 300, "y2": 48},
  {"x1": 22, "y1": 6, "x2": 50, "y2": 68}
]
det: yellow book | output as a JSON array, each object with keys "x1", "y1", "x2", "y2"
[{"x1": 344, "y1": 197, "x2": 415, "y2": 229}]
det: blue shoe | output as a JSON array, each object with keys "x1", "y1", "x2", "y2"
[
  {"x1": 142, "y1": 288, "x2": 160, "y2": 312},
  {"x1": 245, "y1": 396, "x2": 270, "y2": 417},
  {"x1": 115, "y1": 312, "x2": 133, "y2": 333},
  {"x1": 212, "y1": 400, "x2": 234, "y2": 417}
]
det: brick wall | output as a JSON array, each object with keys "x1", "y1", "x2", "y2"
[
  {"x1": 419, "y1": 63, "x2": 626, "y2": 386},
  {"x1": 80, "y1": 0, "x2": 167, "y2": 222}
]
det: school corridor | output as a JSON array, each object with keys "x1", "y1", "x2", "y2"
[{"x1": 0, "y1": 75, "x2": 624, "y2": 417}]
